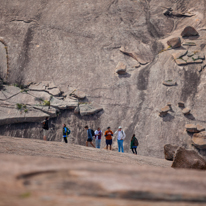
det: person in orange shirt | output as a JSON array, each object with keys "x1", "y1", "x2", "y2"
[{"x1": 104, "y1": 126, "x2": 113, "y2": 150}]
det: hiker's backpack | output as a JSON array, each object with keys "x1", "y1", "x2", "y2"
[
  {"x1": 66, "y1": 127, "x2": 71, "y2": 135},
  {"x1": 91, "y1": 129, "x2": 95, "y2": 137},
  {"x1": 134, "y1": 138, "x2": 139, "y2": 146},
  {"x1": 41, "y1": 120, "x2": 46, "y2": 129}
]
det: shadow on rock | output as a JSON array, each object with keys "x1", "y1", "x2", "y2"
[
  {"x1": 162, "y1": 113, "x2": 175, "y2": 122},
  {"x1": 184, "y1": 114, "x2": 195, "y2": 120},
  {"x1": 118, "y1": 73, "x2": 131, "y2": 78}
]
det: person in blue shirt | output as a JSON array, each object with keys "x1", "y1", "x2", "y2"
[
  {"x1": 84, "y1": 125, "x2": 95, "y2": 148},
  {"x1": 63, "y1": 124, "x2": 70, "y2": 143}
]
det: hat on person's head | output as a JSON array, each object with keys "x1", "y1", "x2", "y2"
[{"x1": 118, "y1": 126, "x2": 122, "y2": 129}]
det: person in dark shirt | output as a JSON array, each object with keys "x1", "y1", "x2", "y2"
[
  {"x1": 42, "y1": 117, "x2": 49, "y2": 141},
  {"x1": 85, "y1": 125, "x2": 95, "y2": 148}
]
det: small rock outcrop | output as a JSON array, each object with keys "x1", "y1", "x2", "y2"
[
  {"x1": 159, "y1": 105, "x2": 170, "y2": 117},
  {"x1": 197, "y1": 124, "x2": 205, "y2": 132},
  {"x1": 181, "y1": 26, "x2": 199, "y2": 37},
  {"x1": 162, "y1": 80, "x2": 177, "y2": 86},
  {"x1": 185, "y1": 124, "x2": 198, "y2": 133},
  {"x1": 167, "y1": 37, "x2": 181, "y2": 49},
  {"x1": 79, "y1": 102, "x2": 103, "y2": 116},
  {"x1": 115, "y1": 62, "x2": 127, "y2": 75},
  {"x1": 178, "y1": 101, "x2": 185, "y2": 107},
  {"x1": 172, "y1": 147, "x2": 206, "y2": 170},
  {"x1": 192, "y1": 131, "x2": 206, "y2": 149},
  {"x1": 173, "y1": 50, "x2": 204, "y2": 66},
  {"x1": 164, "y1": 144, "x2": 178, "y2": 161},
  {"x1": 0, "y1": 82, "x2": 103, "y2": 126},
  {"x1": 182, "y1": 108, "x2": 191, "y2": 115}
]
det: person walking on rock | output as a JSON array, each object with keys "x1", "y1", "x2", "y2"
[
  {"x1": 85, "y1": 126, "x2": 95, "y2": 148},
  {"x1": 130, "y1": 134, "x2": 138, "y2": 155},
  {"x1": 42, "y1": 117, "x2": 49, "y2": 141},
  {"x1": 104, "y1": 127, "x2": 113, "y2": 150},
  {"x1": 63, "y1": 124, "x2": 70, "y2": 143},
  {"x1": 95, "y1": 127, "x2": 102, "y2": 149},
  {"x1": 115, "y1": 126, "x2": 126, "y2": 153}
]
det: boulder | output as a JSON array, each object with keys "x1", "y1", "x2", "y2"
[
  {"x1": 185, "y1": 124, "x2": 198, "y2": 133},
  {"x1": 115, "y1": 62, "x2": 127, "y2": 75},
  {"x1": 162, "y1": 80, "x2": 177, "y2": 86},
  {"x1": 181, "y1": 26, "x2": 199, "y2": 37},
  {"x1": 192, "y1": 131, "x2": 206, "y2": 149},
  {"x1": 172, "y1": 147, "x2": 206, "y2": 170},
  {"x1": 79, "y1": 102, "x2": 103, "y2": 116},
  {"x1": 178, "y1": 101, "x2": 185, "y2": 107},
  {"x1": 164, "y1": 144, "x2": 178, "y2": 161},
  {"x1": 159, "y1": 106, "x2": 170, "y2": 117},
  {"x1": 182, "y1": 108, "x2": 191, "y2": 115},
  {"x1": 197, "y1": 124, "x2": 205, "y2": 132},
  {"x1": 167, "y1": 37, "x2": 181, "y2": 48}
]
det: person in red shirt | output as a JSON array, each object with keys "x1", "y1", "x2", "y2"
[{"x1": 104, "y1": 127, "x2": 113, "y2": 150}]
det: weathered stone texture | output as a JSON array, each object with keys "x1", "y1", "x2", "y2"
[{"x1": 0, "y1": 0, "x2": 206, "y2": 158}]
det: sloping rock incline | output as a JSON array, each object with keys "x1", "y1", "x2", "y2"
[
  {"x1": 1, "y1": 0, "x2": 206, "y2": 158},
  {"x1": 1, "y1": 136, "x2": 206, "y2": 205}
]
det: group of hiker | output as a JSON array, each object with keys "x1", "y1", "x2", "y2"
[{"x1": 42, "y1": 117, "x2": 139, "y2": 154}]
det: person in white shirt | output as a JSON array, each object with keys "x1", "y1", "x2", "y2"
[
  {"x1": 94, "y1": 127, "x2": 102, "y2": 149},
  {"x1": 114, "y1": 126, "x2": 126, "y2": 153}
]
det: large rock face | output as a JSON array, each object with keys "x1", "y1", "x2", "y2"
[{"x1": 1, "y1": 0, "x2": 206, "y2": 158}]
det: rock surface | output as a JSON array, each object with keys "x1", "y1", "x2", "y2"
[
  {"x1": 172, "y1": 147, "x2": 206, "y2": 170},
  {"x1": 1, "y1": 0, "x2": 206, "y2": 158},
  {"x1": 1, "y1": 136, "x2": 206, "y2": 205},
  {"x1": 164, "y1": 144, "x2": 178, "y2": 161},
  {"x1": 79, "y1": 102, "x2": 103, "y2": 116}
]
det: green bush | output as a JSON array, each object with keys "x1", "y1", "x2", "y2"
[
  {"x1": 24, "y1": 109, "x2": 28, "y2": 113},
  {"x1": 16, "y1": 103, "x2": 23, "y2": 110},
  {"x1": 43, "y1": 100, "x2": 50, "y2": 106}
]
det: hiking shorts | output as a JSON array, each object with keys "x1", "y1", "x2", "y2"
[
  {"x1": 106, "y1": 139, "x2": 112, "y2": 145},
  {"x1": 43, "y1": 129, "x2": 49, "y2": 136},
  {"x1": 87, "y1": 138, "x2": 93, "y2": 142}
]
